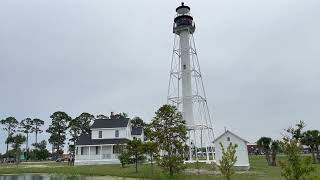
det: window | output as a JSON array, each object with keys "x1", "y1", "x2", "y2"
[
  {"x1": 80, "y1": 147, "x2": 84, "y2": 155},
  {"x1": 99, "y1": 131, "x2": 102, "y2": 138},
  {"x1": 227, "y1": 137, "x2": 230, "y2": 141},
  {"x1": 76, "y1": 147, "x2": 78, "y2": 155},
  {"x1": 115, "y1": 130, "x2": 119, "y2": 138},
  {"x1": 183, "y1": 64, "x2": 186, "y2": 70},
  {"x1": 96, "y1": 146, "x2": 99, "y2": 155}
]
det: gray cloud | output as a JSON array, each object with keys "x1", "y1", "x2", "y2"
[{"x1": 1, "y1": 0, "x2": 320, "y2": 153}]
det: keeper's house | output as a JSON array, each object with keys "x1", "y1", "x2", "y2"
[{"x1": 75, "y1": 117, "x2": 144, "y2": 165}]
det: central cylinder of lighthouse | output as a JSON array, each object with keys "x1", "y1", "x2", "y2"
[
  {"x1": 180, "y1": 31, "x2": 194, "y2": 127},
  {"x1": 173, "y1": 3, "x2": 196, "y2": 128}
]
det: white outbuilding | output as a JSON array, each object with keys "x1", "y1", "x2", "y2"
[{"x1": 213, "y1": 130, "x2": 250, "y2": 170}]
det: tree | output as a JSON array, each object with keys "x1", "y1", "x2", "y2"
[
  {"x1": 0, "y1": 117, "x2": 19, "y2": 155},
  {"x1": 143, "y1": 141, "x2": 158, "y2": 172},
  {"x1": 31, "y1": 140, "x2": 49, "y2": 160},
  {"x1": 286, "y1": 120, "x2": 305, "y2": 141},
  {"x1": 31, "y1": 118, "x2": 44, "y2": 144},
  {"x1": 19, "y1": 118, "x2": 33, "y2": 160},
  {"x1": 148, "y1": 104, "x2": 187, "y2": 176},
  {"x1": 8, "y1": 134, "x2": 26, "y2": 163},
  {"x1": 131, "y1": 117, "x2": 145, "y2": 128},
  {"x1": 279, "y1": 138, "x2": 315, "y2": 180},
  {"x1": 144, "y1": 123, "x2": 153, "y2": 141},
  {"x1": 96, "y1": 114, "x2": 109, "y2": 119},
  {"x1": 111, "y1": 112, "x2": 128, "y2": 119},
  {"x1": 279, "y1": 121, "x2": 315, "y2": 180},
  {"x1": 46, "y1": 111, "x2": 71, "y2": 157},
  {"x1": 218, "y1": 142, "x2": 238, "y2": 180},
  {"x1": 118, "y1": 149, "x2": 130, "y2": 168},
  {"x1": 301, "y1": 130, "x2": 320, "y2": 164},
  {"x1": 69, "y1": 113, "x2": 94, "y2": 156},
  {"x1": 270, "y1": 140, "x2": 280, "y2": 166},
  {"x1": 257, "y1": 137, "x2": 272, "y2": 165},
  {"x1": 127, "y1": 138, "x2": 144, "y2": 173}
]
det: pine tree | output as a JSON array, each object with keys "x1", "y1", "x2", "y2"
[
  {"x1": 148, "y1": 104, "x2": 187, "y2": 176},
  {"x1": 46, "y1": 111, "x2": 71, "y2": 157},
  {"x1": 0, "y1": 117, "x2": 19, "y2": 155}
]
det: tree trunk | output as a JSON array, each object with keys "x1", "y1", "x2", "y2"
[
  {"x1": 16, "y1": 149, "x2": 20, "y2": 166},
  {"x1": 57, "y1": 131, "x2": 61, "y2": 158},
  {"x1": 226, "y1": 174, "x2": 231, "y2": 180},
  {"x1": 73, "y1": 141, "x2": 76, "y2": 166},
  {"x1": 150, "y1": 154, "x2": 153, "y2": 173},
  {"x1": 6, "y1": 131, "x2": 10, "y2": 156},
  {"x1": 168, "y1": 150, "x2": 173, "y2": 176},
  {"x1": 35, "y1": 128, "x2": 38, "y2": 144},
  {"x1": 271, "y1": 151, "x2": 277, "y2": 166},
  {"x1": 135, "y1": 153, "x2": 138, "y2": 173},
  {"x1": 26, "y1": 133, "x2": 29, "y2": 161},
  {"x1": 265, "y1": 150, "x2": 271, "y2": 165},
  {"x1": 311, "y1": 148, "x2": 316, "y2": 164},
  {"x1": 6, "y1": 143, "x2": 9, "y2": 157},
  {"x1": 316, "y1": 146, "x2": 320, "y2": 163}
]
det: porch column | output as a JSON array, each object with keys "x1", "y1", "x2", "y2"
[
  {"x1": 88, "y1": 146, "x2": 91, "y2": 159},
  {"x1": 100, "y1": 145, "x2": 103, "y2": 159}
]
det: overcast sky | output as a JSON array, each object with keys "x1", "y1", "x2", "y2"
[{"x1": 0, "y1": 0, "x2": 319, "y2": 153}]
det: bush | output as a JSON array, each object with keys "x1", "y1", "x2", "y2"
[
  {"x1": 279, "y1": 139, "x2": 315, "y2": 180},
  {"x1": 218, "y1": 142, "x2": 238, "y2": 180},
  {"x1": 118, "y1": 150, "x2": 130, "y2": 168}
]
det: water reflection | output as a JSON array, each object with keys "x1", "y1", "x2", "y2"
[
  {"x1": 0, "y1": 175, "x2": 86, "y2": 180},
  {"x1": 0, "y1": 175, "x2": 135, "y2": 180}
]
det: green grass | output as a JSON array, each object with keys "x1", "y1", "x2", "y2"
[{"x1": 0, "y1": 156, "x2": 319, "y2": 179}]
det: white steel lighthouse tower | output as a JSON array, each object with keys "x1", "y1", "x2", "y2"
[{"x1": 168, "y1": 2, "x2": 215, "y2": 162}]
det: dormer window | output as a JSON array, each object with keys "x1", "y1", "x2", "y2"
[
  {"x1": 99, "y1": 131, "x2": 102, "y2": 138},
  {"x1": 115, "y1": 130, "x2": 119, "y2": 138}
]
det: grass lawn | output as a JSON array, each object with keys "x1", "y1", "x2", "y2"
[{"x1": 0, "y1": 155, "x2": 319, "y2": 179}]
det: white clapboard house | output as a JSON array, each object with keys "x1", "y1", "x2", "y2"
[
  {"x1": 75, "y1": 117, "x2": 144, "y2": 165},
  {"x1": 214, "y1": 130, "x2": 250, "y2": 170}
]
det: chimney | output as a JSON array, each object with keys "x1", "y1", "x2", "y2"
[{"x1": 110, "y1": 112, "x2": 115, "y2": 119}]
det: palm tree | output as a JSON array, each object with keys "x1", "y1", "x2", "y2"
[
  {"x1": 270, "y1": 140, "x2": 280, "y2": 166},
  {"x1": 257, "y1": 137, "x2": 272, "y2": 165},
  {"x1": 301, "y1": 130, "x2": 320, "y2": 163}
]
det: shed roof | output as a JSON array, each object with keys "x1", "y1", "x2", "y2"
[
  {"x1": 91, "y1": 118, "x2": 129, "y2": 129},
  {"x1": 213, "y1": 130, "x2": 249, "y2": 144}
]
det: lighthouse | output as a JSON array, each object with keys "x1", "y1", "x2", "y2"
[
  {"x1": 174, "y1": 3, "x2": 195, "y2": 127},
  {"x1": 168, "y1": 2, "x2": 215, "y2": 162}
]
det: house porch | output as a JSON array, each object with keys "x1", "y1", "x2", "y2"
[{"x1": 75, "y1": 144, "x2": 124, "y2": 165}]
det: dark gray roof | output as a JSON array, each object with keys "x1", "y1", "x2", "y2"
[
  {"x1": 131, "y1": 127, "x2": 143, "y2": 135},
  {"x1": 77, "y1": 134, "x2": 129, "y2": 145},
  {"x1": 91, "y1": 118, "x2": 129, "y2": 129}
]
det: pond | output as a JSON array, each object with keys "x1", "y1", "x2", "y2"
[{"x1": 0, "y1": 175, "x2": 135, "y2": 180}]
